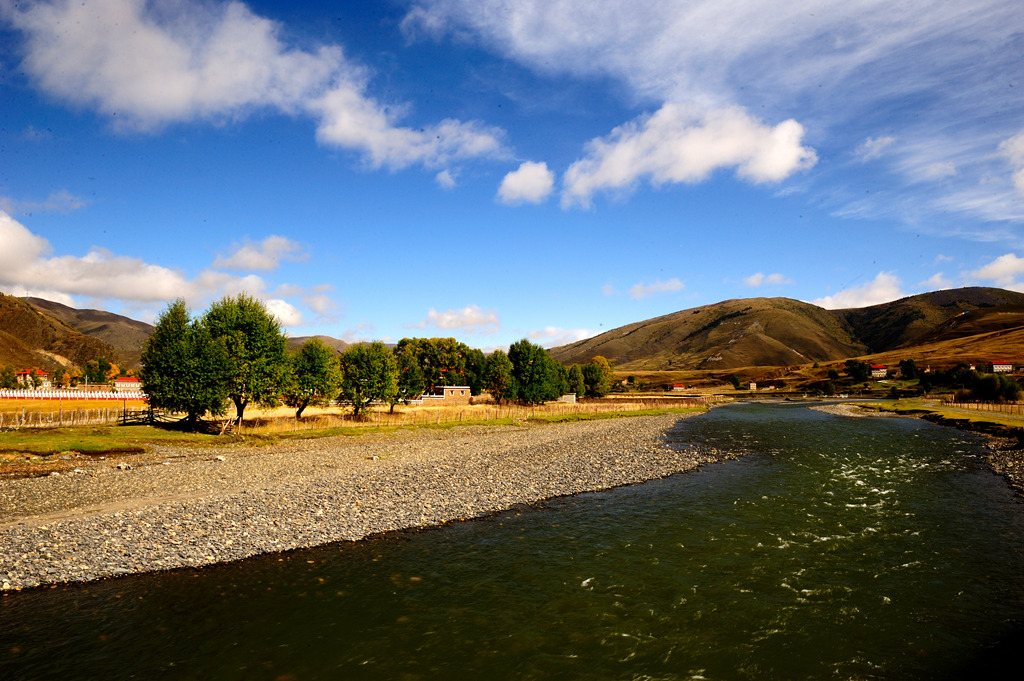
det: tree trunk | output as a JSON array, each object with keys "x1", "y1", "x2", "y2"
[{"x1": 233, "y1": 396, "x2": 247, "y2": 422}]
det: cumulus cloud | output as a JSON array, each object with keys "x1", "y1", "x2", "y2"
[
  {"x1": 562, "y1": 104, "x2": 816, "y2": 208},
  {"x1": 527, "y1": 326, "x2": 600, "y2": 348},
  {"x1": 0, "y1": 190, "x2": 87, "y2": 216},
  {"x1": 999, "y1": 131, "x2": 1024, "y2": 196},
  {"x1": 0, "y1": 211, "x2": 340, "y2": 325},
  {"x1": 264, "y1": 298, "x2": 304, "y2": 327},
  {"x1": 497, "y1": 161, "x2": 555, "y2": 204},
  {"x1": 743, "y1": 272, "x2": 791, "y2": 287},
  {"x1": 415, "y1": 304, "x2": 499, "y2": 334},
  {"x1": 971, "y1": 253, "x2": 1024, "y2": 288},
  {"x1": 812, "y1": 272, "x2": 906, "y2": 309},
  {"x1": 213, "y1": 236, "x2": 307, "y2": 272},
  {"x1": 7, "y1": 0, "x2": 506, "y2": 171},
  {"x1": 629, "y1": 278, "x2": 684, "y2": 300},
  {"x1": 854, "y1": 136, "x2": 897, "y2": 162}
]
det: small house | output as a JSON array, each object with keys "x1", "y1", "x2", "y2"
[
  {"x1": 419, "y1": 385, "x2": 472, "y2": 405},
  {"x1": 870, "y1": 365, "x2": 887, "y2": 379},
  {"x1": 113, "y1": 376, "x2": 143, "y2": 390},
  {"x1": 15, "y1": 370, "x2": 50, "y2": 389},
  {"x1": 985, "y1": 361, "x2": 1014, "y2": 374}
]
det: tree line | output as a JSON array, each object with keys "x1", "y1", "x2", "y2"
[{"x1": 140, "y1": 296, "x2": 616, "y2": 424}]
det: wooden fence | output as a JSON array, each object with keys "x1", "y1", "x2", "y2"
[{"x1": 941, "y1": 400, "x2": 1024, "y2": 417}]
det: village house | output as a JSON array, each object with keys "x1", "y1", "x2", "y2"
[
  {"x1": 418, "y1": 385, "x2": 472, "y2": 405},
  {"x1": 870, "y1": 365, "x2": 887, "y2": 379},
  {"x1": 113, "y1": 376, "x2": 143, "y2": 390},
  {"x1": 985, "y1": 361, "x2": 1014, "y2": 374},
  {"x1": 15, "y1": 370, "x2": 50, "y2": 389}
]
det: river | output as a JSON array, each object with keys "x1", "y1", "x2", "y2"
[{"x1": 3, "y1": 402, "x2": 1024, "y2": 680}]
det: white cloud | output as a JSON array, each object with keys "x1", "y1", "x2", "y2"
[
  {"x1": 601, "y1": 283, "x2": 615, "y2": 296},
  {"x1": 854, "y1": 136, "x2": 897, "y2": 162},
  {"x1": 562, "y1": 104, "x2": 816, "y2": 208},
  {"x1": 213, "y1": 236, "x2": 306, "y2": 272},
  {"x1": 7, "y1": 0, "x2": 507, "y2": 172},
  {"x1": 0, "y1": 190, "x2": 87, "y2": 216},
  {"x1": 919, "y1": 272, "x2": 952, "y2": 290},
  {"x1": 744, "y1": 272, "x2": 791, "y2": 287},
  {"x1": 497, "y1": 161, "x2": 555, "y2": 204},
  {"x1": 970, "y1": 253, "x2": 1024, "y2": 288},
  {"x1": 629, "y1": 277, "x2": 684, "y2": 300},
  {"x1": 999, "y1": 131, "x2": 1024, "y2": 197},
  {"x1": 263, "y1": 299, "x2": 303, "y2": 327},
  {"x1": 0, "y1": 211, "x2": 343, "y2": 321},
  {"x1": 435, "y1": 169, "x2": 458, "y2": 189},
  {"x1": 527, "y1": 326, "x2": 600, "y2": 348},
  {"x1": 416, "y1": 304, "x2": 500, "y2": 334},
  {"x1": 935, "y1": 254, "x2": 954, "y2": 264},
  {"x1": 812, "y1": 272, "x2": 906, "y2": 309}
]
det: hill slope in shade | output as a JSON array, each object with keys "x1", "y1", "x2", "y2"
[
  {"x1": 834, "y1": 287, "x2": 1024, "y2": 353},
  {"x1": 0, "y1": 293, "x2": 122, "y2": 372},
  {"x1": 26, "y1": 297, "x2": 155, "y2": 369},
  {"x1": 550, "y1": 297, "x2": 867, "y2": 371}
]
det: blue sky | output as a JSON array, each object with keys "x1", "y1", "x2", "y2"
[{"x1": 1, "y1": 0, "x2": 1023, "y2": 350}]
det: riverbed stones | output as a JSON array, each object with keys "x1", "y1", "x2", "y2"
[{"x1": 0, "y1": 413, "x2": 722, "y2": 590}]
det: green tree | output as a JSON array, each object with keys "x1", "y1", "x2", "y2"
[
  {"x1": 391, "y1": 346, "x2": 426, "y2": 413},
  {"x1": 202, "y1": 294, "x2": 289, "y2": 422},
  {"x1": 0, "y1": 365, "x2": 16, "y2": 390},
  {"x1": 844, "y1": 360, "x2": 871, "y2": 382},
  {"x1": 729, "y1": 374, "x2": 742, "y2": 390},
  {"x1": 568, "y1": 364, "x2": 586, "y2": 398},
  {"x1": 140, "y1": 299, "x2": 229, "y2": 424},
  {"x1": 898, "y1": 359, "x2": 918, "y2": 380},
  {"x1": 508, "y1": 339, "x2": 560, "y2": 404},
  {"x1": 283, "y1": 338, "x2": 342, "y2": 418},
  {"x1": 582, "y1": 356, "x2": 614, "y2": 397},
  {"x1": 338, "y1": 341, "x2": 399, "y2": 417},
  {"x1": 484, "y1": 349, "x2": 517, "y2": 404},
  {"x1": 463, "y1": 347, "x2": 488, "y2": 396}
]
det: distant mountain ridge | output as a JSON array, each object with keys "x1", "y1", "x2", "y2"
[
  {"x1": 25, "y1": 297, "x2": 155, "y2": 370},
  {"x1": 550, "y1": 287, "x2": 1024, "y2": 371},
  {"x1": 0, "y1": 293, "x2": 122, "y2": 373}
]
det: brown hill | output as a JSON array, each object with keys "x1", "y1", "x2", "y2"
[
  {"x1": 26, "y1": 297, "x2": 155, "y2": 369},
  {"x1": 834, "y1": 287, "x2": 1024, "y2": 353},
  {"x1": 286, "y1": 335, "x2": 350, "y2": 354},
  {"x1": 550, "y1": 297, "x2": 867, "y2": 371},
  {"x1": 0, "y1": 293, "x2": 122, "y2": 372}
]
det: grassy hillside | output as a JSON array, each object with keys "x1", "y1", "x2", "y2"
[
  {"x1": 834, "y1": 287, "x2": 1024, "y2": 352},
  {"x1": 26, "y1": 297, "x2": 155, "y2": 369},
  {"x1": 0, "y1": 293, "x2": 121, "y2": 372},
  {"x1": 551, "y1": 297, "x2": 867, "y2": 370}
]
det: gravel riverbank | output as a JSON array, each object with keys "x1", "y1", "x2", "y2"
[{"x1": 1, "y1": 412, "x2": 723, "y2": 590}]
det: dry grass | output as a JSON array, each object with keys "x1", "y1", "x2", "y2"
[{"x1": 0, "y1": 399, "x2": 149, "y2": 428}]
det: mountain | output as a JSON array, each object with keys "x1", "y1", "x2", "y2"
[
  {"x1": 26, "y1": 297, "x2": 155, "y2": 369},
  {"x1": 549, "y1": 287, "x2": 1024, "y2": 371},
  {"x1": 834, "y1": 287, "x2": 1024, "y2": 353},
  {"x1": 285, "y1": 335, "x2": 350, "y2": 354},
  {"x1": 0, "y1": 293, "x2": 122, "y2": 372},
  {"x1": 550, "y1": 297, "x2": 867, "y2": 371}
]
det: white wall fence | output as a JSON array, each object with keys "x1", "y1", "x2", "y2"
[{"x1": 0, "y1": 389, "x2": 147, "y2": 401}]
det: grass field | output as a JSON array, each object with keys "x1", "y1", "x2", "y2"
[{"x1": 0, "y1": 397, "x2": 710, "y2": 467}]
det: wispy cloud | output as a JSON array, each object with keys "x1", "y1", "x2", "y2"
[
  {"x1": 629, "y1": 277, "x2": 684, "y2": 300},
  {"x1": 0, "y1": 190, "x2": 86, "y2": 216},
  {"x1": 854, "y1": 136, "x2": 896, "y2": 162},
  {"x1": 527, "y1": 326, "x2": 600, "y2": 348},
  {"x1": 812, "y1": 272, "x2": 906, "y2": 309},
  {"x1": 743, "y1": 272, "x2": 792, "y2": 287}
]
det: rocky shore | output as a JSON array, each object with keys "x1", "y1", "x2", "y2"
[{"x1": 1, "y1": 412, "x2": 724, "y2": 591}]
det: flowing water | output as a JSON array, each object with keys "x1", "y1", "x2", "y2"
[{"x1": 3, "y1": 403, "x2": 1024, "y2": 680}]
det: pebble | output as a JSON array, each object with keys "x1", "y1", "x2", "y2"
[{"x1": 0, "y1": 413, "x2": 726, "y2": 591}]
